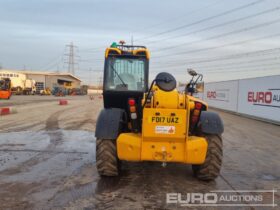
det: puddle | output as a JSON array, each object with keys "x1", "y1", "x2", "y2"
[
  {"x1": 0, "y1": 130, "x2": 95, "y2": 152},
  {"x1": 0, "y1": 130, "x2": 98, "y2": 209},
  {"x1": 0, "y1": 130, "x2": 96, "y2": 179},
  {"x1": 260, "y1": 174, "x2": 278, "y2": 181}
]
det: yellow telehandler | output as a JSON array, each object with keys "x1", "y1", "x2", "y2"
[{"x1": 95, "y1": 42, "x2": 223, "y2": 180}]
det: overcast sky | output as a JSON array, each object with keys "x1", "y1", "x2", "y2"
[{"x1": 0, "y1": 0, "x2": 280, "y2": 84}]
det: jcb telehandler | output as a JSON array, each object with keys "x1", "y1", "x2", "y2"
[{"x1": 95, "y1": 43, "x2": 224, "y2": 181}]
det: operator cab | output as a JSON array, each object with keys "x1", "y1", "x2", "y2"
[
  {"x1": 103, "y1": 42, "x2": 150, "y2": 110},
  {"x1": 0, "y1": 78, "x2": 12, "y2": 99},
  {"x1": 0, "y1": 78, "x2": 11, "y2": 91}
]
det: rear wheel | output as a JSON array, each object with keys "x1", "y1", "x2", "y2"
[
  {"x1": 96, "y1": 139, "x2": 120, "y2": 176},
  {"x1": 192, "y1": 134, "x2": 222, "y2": 181}
]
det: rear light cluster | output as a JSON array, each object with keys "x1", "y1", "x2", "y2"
[
  {"x1": 128, "y1": 98, "x2": 139, "y2": 132},
  {"x1": 190, "y1": 102, "x2": 202, "y2": 130},
  {"x1": 128, "y1": 99, "x2": 135, "y2": 106},
  {"x1": 128, "y1": 99, "x2": 137, "y2": 119}
]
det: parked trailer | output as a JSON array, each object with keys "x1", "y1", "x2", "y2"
[
  {"x1": 23, "y1": 79, "x2": 36, "y2": 95},
  {"x1": 0, "y1": 70, "x2": 36, "y2": 95}
]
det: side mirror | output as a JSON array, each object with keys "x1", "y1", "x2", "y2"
[
  {"x1": 196, "y1": 82, "x2": 204, "y2": 93},
  {"x1": 187, "y1": 69, "x2": 197, "y2": 76}
]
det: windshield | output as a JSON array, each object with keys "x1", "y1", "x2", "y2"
[
  {"x1": 105, "y1": 57, "x2": 146, "y2": 91},
  {"x1": 0, "y1": 80, "x2": 9, "y2": 90}
]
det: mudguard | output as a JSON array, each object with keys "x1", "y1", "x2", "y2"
[
  {"x1": 198, "y1": 111, "x2": 224, "y2": 134},
  {"x1": 95, "y1": 108, "x2": 125, "y2": 139}
]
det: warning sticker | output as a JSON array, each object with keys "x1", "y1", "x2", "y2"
[{"x1": 155, "y1": 126, "x2": 175, "y2": 134}]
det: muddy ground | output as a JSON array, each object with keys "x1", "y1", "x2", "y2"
[{"x1": 0, "y1": 95, "x2": 279, "y2": 210}]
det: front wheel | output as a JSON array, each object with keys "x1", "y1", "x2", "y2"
[
  {"x1": 192, "y1": 134, "x2": 223, "y2": 181},
  {"x1": 96, "y1": 139, "x2": 120, "y2": 176}
]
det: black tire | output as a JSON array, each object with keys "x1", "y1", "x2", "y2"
[
  {"x1": 96, "y1": 139, "x2": 119, "y2": 176},
  {"x1": 192, "y1": 134, "x2": 223, "y2": 181}
]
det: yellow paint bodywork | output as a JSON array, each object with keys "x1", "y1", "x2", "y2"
[
  {"x1": 117, "y1": 133, "x2": 207, "y2": 164},
  {"x1": 188, "y1": 95, "x2": 208, "y2": 109},
  {"x1": 105, "y1": 48, "x2": 122, "y2": 58},
  {"x1": 152, "y1": 88, "x2": 182, "y2": 109},
  {"x1": 133, "y1": 48, "x2": 150, "y2": 59},
  {"x1": 117, "y1": 85, "x2": 208, "y2": 164},
  {"x1": 117, "y1": 133, "x2": 141, "y2": 161},
  {"x1": 105, "y1": 47, "x2": 150, "y2": 59}
]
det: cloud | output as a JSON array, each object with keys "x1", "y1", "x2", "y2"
[{"x1": 0, "y1": 0, "x2": 280, "y2": 84}]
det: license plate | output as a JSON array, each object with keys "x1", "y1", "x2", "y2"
[{"x1": 148, "y1": 116, "x2": 181, "y2": 124}]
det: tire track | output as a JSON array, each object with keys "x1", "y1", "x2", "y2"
[
  {"x1": 0, "y1": 121, "x2": 45, "y2": 132},
  {"x1": 0, "y1": 99, "x2": 53, "y2": 107},
  {"x1": 62, "y1": 103, "x2": 98, "y2": 131},
  {"x1": 64, "y1": 119, "x2": 96, "y2": 130},
  {"x1": 219, "y1": 174, "x2": 255, "y2": 210},
  {"x1": 0, "y1": 105, "x2": 83, "y2": 209},
  {"x1": 0, "y1": 105, "x2": 80, "y2": 176}
]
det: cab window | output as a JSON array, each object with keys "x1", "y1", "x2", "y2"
[{"x1": 105, "y1": 58, "x2": 145, "y2": 91}]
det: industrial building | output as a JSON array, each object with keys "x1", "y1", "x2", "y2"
[{"x1": 0, "y1": 69, "x2": 81, "y2": 93}]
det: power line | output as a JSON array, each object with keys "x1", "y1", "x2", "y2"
[
  {"x1": 196, "y1": 57, "x2": 280, "y2": 71},
  {"x1": 131, "y1": 0, "x2": 224, "y2": 34},
  {"x1": 79, "y1": 58, "x2": 103, "y2": 63},
  {"x1": 151, "y1": 55, "x2": 280, "y2": 70},
  {"x1": 150, "y1": 63, "x2": 280, "y2": 76},
  {"x1": 151, "y1": 32, "x2": 280, "y2": 63},
  {"x1": 78, "y1": 68, "x2": 102, "y2": 72},
  {"x1": 153, "y1": 18, "x2": 280, "y2": 56},
  {"x1": 79, "y1": 50, "x2": 103, "y2": 54},
  {"x1": 135, "y1": 0, "x2": 265, "y2": 41},
  {"x1": 152, "y1": 47, "x2": 280, "y2": 65},
  {"x1": 39, "y1": 53, "x2": 63, "y2": 70},
  {"x1": 208, "y1": 67, "x2": 279, "y2": 75},
  {"x1": 146, "y1": 6, "x2": 280, "y2": 45},
  {"x1": 189, "y1": 56, "x2": 280, "y2": 70},
  {"x1": 79, "y1": 45, "x2": 107, "y2": 52},
  {"x1": 170, "y1": 58, "x2": 280, "y2": 72},
  {"x1": 151, "y1": 60, "x2": 280, "y2": 72},
  {"x1": 149, "y1": 48, "x2": 280, "y2": 73},
  {"x1": 200, "y1": 64, "x2": 280, "y2": 74},
  {"x1": 44, "y1": 59, "x2": 62, "y2": 71}
]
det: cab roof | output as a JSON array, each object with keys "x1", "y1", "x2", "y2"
[{"x1": 105, "y1": 44, "x2": 150, "y2": 59}]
